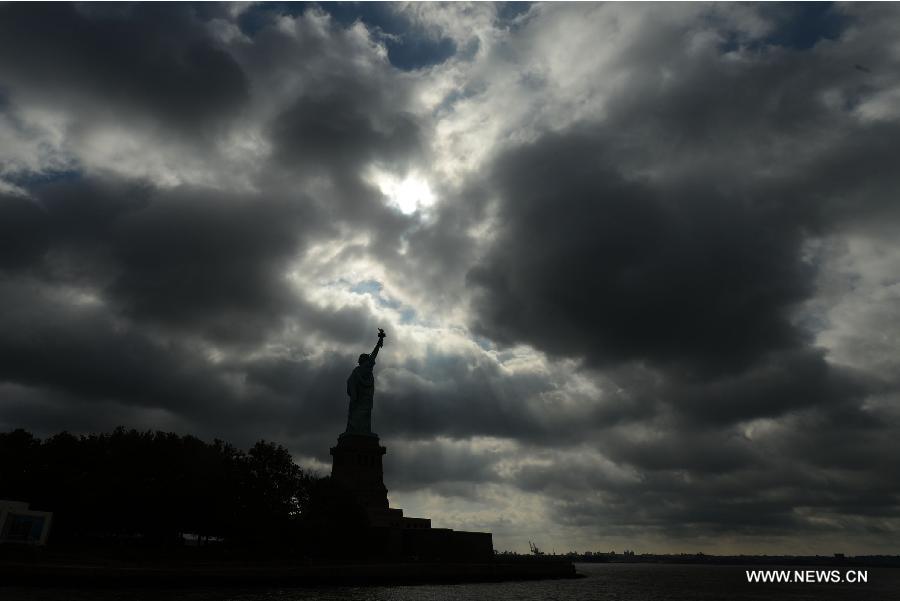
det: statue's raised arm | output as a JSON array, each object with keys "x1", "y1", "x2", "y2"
[{"x1": 370, "y1": 328, "x2": 386, "y2": 360}]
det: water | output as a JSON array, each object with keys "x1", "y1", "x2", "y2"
[{"x1": 5, "y1": 563, "x2": 899, "y2": 601}]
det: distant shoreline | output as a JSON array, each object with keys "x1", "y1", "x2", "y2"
[{"x1": 565, "y1": 554, "x2": 900, "y2": 567}]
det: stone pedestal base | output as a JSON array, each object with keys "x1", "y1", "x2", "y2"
[
  {"x1": 329, "y1": 431, "x2": 493, "y2": 560},
  {"x1": 330, "y1": 433, "x2": 389, "y2": 511}
]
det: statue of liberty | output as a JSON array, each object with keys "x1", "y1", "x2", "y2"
[{"x1": 344, "y1": 328, "x2": 386, "y2": 436}]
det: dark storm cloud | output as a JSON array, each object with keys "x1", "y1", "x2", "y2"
[
  {"x1": 467, "y1": 3, "x2": 900, "y2": 377},
  {"x1": 106, "y1": 187, "x2": 315, "y2": 341},
  {"x1": 271, "y1": 93, "x2": 421, "y2": 175},
  {"x1": 0, "y1": 193, "x2": 51, "y2": 271},
  {"x1": 455, "y1": 16, "x2": 900, "y2": 544},
  {"x1": 0, "y1": 384, "x2": 180, "y2": 436},
  {"x1": 548, "y1": 415, "x2": 900, "y2": 538},
  {"x1": 468, "y1": 128, "x2": 813, "y2": 374},
  {"x1": 791, "y1": 121, "x2": 900, "y2": 224},
  {"x1": 451, "y1": 2, "x2": 900, "y2": 547},
  {"x1": 525, "y1": 401, "x2": 900, "y2": 537},
  {"x1": 1, "y1": 178, "x2": 341, "y2": 344},
  {"x1": 601, "y1": 427, "x2": 759, "y2": 476},
  {"x1": 377, "y1": 349, "x2": 557, "y2": 442},
  {"x1": 0, "y1": 180, "x2": 150, "y2": 283},
  {"x1": 0, "y1": 279, "x2": 231, "y2": 416},
  {"x1": 0, "y1": 3, "x2": 248, "y2": 133},
  {"x1": 763, "y1": 400, "x2": 900, "y2": 476},
  {"x1": 384, "y1": 440, "x2": 500, "y2": 491},
  {"x1": 670, "y1": 349, "x2": 870, "y2": 426},
  {"x1": 493, "y1": 363, "x2": 895, "y2": 538}
]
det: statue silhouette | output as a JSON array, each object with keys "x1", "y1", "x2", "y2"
[{"x1": 345, "y1": 329, "x2": 386, "y2": 435}]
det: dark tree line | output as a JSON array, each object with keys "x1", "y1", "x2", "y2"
[{"x1": 0, "y1": 428, "x2": 368, "y2": 557}]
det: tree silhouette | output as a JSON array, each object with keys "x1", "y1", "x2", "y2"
[{"x1": 0, "y1": 428, "x2": 366, "y2": 557}]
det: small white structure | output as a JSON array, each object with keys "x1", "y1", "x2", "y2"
[{"x1": 0, "y1": 500, "x2": 53, "y2": 545}]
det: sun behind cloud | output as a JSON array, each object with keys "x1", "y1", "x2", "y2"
[{"x1": 368, "y1": 167, "x2": 437, "y2": 215}]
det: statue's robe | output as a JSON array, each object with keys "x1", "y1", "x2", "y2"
[{"x1": 346, "y1": 356, "x2": 376, "y2": 434}]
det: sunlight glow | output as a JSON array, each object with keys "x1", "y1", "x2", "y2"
[{"x1": 368, "y1": 169, "x2": 437, "y2": 215}]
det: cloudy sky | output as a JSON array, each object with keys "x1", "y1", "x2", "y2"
[{"x1": 2, "y1": 2, "x2": 899, "y2": 555}]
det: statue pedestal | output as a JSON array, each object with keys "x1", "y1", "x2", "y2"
[
  {"x1": 329, "y1": 431, "x2": 492, "y2": 559},
  {"x1": 330, "y1": 433, "x2": 390, "y2": 512}
]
